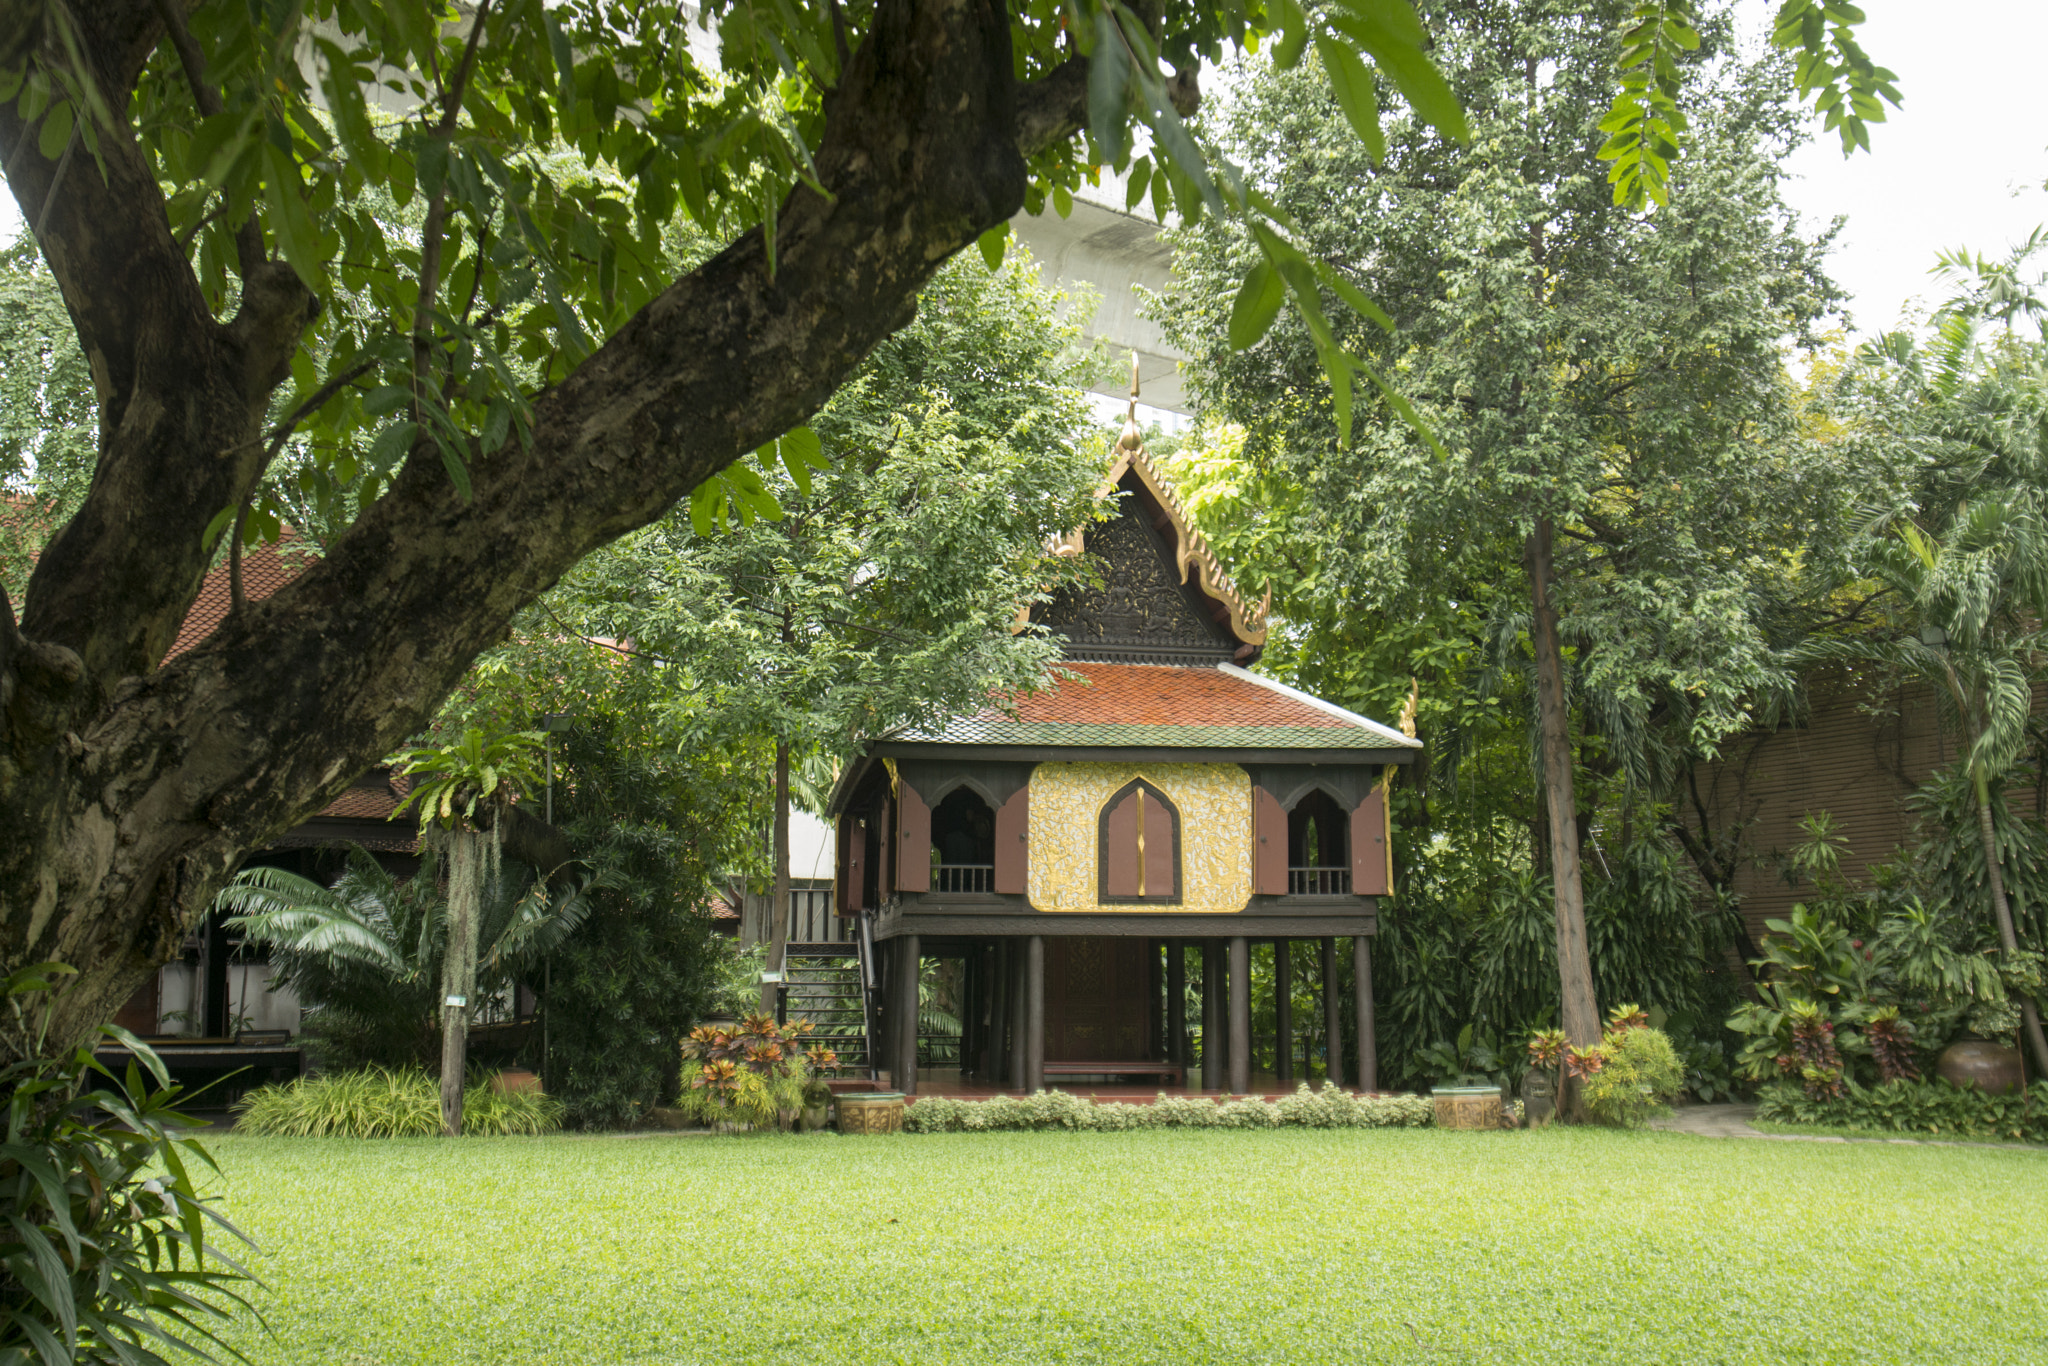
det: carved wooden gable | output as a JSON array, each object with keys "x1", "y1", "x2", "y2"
[{"x1": 1036, "y1": 473, "x2": 1236, "y2": 664}]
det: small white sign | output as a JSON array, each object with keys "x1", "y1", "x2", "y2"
[{"x1": 445, "y1": 995, "x2": 468, "y2": 1008}]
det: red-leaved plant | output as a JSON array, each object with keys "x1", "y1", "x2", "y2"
[
  {"x1": 1863, "y1": 1006, "x2": 1919, "y2": 1083},
  {"x1": 678, "y1": 1014, "x2": 839, "y2": 1128}
]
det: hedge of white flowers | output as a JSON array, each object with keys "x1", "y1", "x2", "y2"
[{"x1": 899, "y1": 1083, "x2": 1435, "y2": 1133}]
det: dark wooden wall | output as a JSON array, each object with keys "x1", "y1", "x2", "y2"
[{"x1": 1044, "y1": 936, "x2": 1150, "y2": 1061}]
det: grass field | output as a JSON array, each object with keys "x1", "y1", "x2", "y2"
[{"x1": 192, "y1": 1126, "x2": 2048, "y2": 1366}]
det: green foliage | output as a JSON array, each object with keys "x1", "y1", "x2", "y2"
[
  {"x1": 0, "y1": 964, "x2": 253, "y2": 1364},
  {"x1": 1755, "y1": 1078, "x2": 2048, "y2": 1145},
  {"x1": 235, "y1": 1067, "x2": 563, "y2": 1138},
  {"x1": 1725, "y1": 813, "x2": 2022, "y2": 1096},
  {"x1": 532, "y1": 250, "x2": 1108, "y2": 775},
  {"x1": 900, "y1": 1084, "x2": 1435, "y2": 1134},
  {"x1": 392, "y1": 727, "x2": 545, "y2": 830},
  {"x1": 218, "y1": 844, "x2": 590, "y2": 1070},
  {"x1": 1581, "y1": 1027, "x2": 1684, "y2": 1128},
  {"x1": 1418, "y1": 1024, "x2": 1503, "y2": 1089},
  {"x1": 527, "y1": 721, "x2": 750, "y2": 1131},
  {"x1": 1373, "y1": 842, "x2": 1722, "y2": 1090}
]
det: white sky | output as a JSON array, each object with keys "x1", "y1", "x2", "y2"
[
  {"x1": 3, "y1": 2, "x2": 2042, "y2": 344},
  {"x1": 1739, "y1": 0, "x2": 2048, "y2": 335}
]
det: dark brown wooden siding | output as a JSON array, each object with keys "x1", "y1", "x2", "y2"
[
  {"x1": 1351, "y1": 784, "x2": 1389, "y2": 896},
  {"x1": 1142, "y1": 790, "x2": 1176, "y2": 897},
  {"x1": 1103, "y1": 789, "x2": 1140, "y2": 898},
  {"x1": 994, "y1": 787, "x2": 1029, "y2": 894},
  {"x1": 896, "y1": 784, "x2": 930, "y2": 893},
  {"x1": 1252, "y1": 784, "x2": 1288, "y2": 895},
  {"x1": 1693, "y1": 674, "x2": 2047, "y2": 941}
]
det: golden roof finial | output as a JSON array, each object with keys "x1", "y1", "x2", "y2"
[{"x1": 1117, "y1": 352, "x2": 1144, "y2": 453}]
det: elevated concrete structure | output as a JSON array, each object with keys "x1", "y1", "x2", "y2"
[{"x1": 1011, "y1": 194, "x2": 1188, "y2": 414}]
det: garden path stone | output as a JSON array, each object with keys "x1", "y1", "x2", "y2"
[{"x1": 1650, "y1": 1103, "x2": 1767, "y2": 1139}]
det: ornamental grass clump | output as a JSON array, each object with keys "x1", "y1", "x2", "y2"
[
  {"x1": 676, "y1": 1014, "x2": 837, "y2": 1129},
  {"x1": 236, "y1": 1067, "x2": 564, "y2": 1137}
]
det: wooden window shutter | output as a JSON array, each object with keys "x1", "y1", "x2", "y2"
[
  {"x1": 1103, "y1": 789, "x2": 1141, "y2": 898},
  {"x1": 1351, "y1": 783, "x2": 1390, "y2": 896},
  {"x1": 840, "y1": 815, "x2": 865, "y2": 913},
  {"x1": 1251, "y1": 785, "x2": 1287, "y2": 895},
  {"x1": 1141, "y1": 790, "x2": 1175, "y2": 897},
  {"x1": 993, "y1": 787, "x2": 1029, "y2": 894},
  {"x1": 896, "y1": 784, "x2": 930, "y2": 892},
  {"x1": 875, "y1": 797, "x2": 894, "y2": 899}
]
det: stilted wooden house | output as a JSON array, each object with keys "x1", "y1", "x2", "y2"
[{"x1": 826, "y1": 415, "x2": 1420, "y2": 1096}]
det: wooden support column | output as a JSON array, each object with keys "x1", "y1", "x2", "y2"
[
  {"x1": 1009, "y1": 941, "x2": 1028, "y2": 1093},
  {"x1": 1196, "y1": 942, "x2": 1212, "y2": 1089},
  {"x1": 1025, "y1": 936, "x2": 1046, "y2": 1093},
  {"x1": 1167, "y1": 939, "x2": 1187, "y2": 1074},
  {"x1": 1228, "y1": 937, "x2": 1250, "y2": 1096},
  {"x1": 1146, "y1": 939, "x2": 1165, "y2": 1061},
  {"x1": 1353, "y1": 935, "x2": 1377, "y2": 1093},
  {"x1": 1274, "y1": 937, "x2": 1293, "y2": 1083},
  {"x1": 1320, "y1": 937, "x2": 1345, "y2": 1089},
  {"x1": 897, "y1": 933, "x2": 920, "y2": 1096},
  {"x1": 985, "y1": 941, "x2": 1009, "y2": 1085}
]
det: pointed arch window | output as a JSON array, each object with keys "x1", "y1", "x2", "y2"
[{"x1": 1098, "y1": 779, "x2": 1180, "y2": 904}]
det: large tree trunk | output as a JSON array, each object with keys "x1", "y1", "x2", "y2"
[
  {"x1": 760, "y1": 740, "x2": 792, "y2": 1016},
  {"x1": 1971, "y1": 768, "x2": 2048, "y2": 1079},
  {"x1": 1528, "y1": 518, "x2": 1600, "y2": 1116},
  {"x1": 438, "y1": 824, "x2": 486, "y2": 1136},
  {"x1": 0, "y1": 0, "x2": 1112, "y2": 1067}
]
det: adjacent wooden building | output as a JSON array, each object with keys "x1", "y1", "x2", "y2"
[{"x1": 828, "y1": 420, "x2": 1420, "y2": 1095}]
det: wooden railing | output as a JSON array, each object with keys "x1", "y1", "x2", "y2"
[
  {"x1": 934, "y1": 863, "x2": 995, "y2": 893},
  {"x1": 1288, "y1": 866, "x2": 1352, "y2": 895}
]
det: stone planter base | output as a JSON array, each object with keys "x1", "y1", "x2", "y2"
[
  {"x1": 1432, "y1": 1085, "x2": 1506, "y2": 1131},
  {"x1": 837, "y1": 1092, "x2": 906, "y2": 1134}
]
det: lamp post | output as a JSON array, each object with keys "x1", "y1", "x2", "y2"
[{"x1": 536, "y1": 713, "x2": 574, "y2": 1086}]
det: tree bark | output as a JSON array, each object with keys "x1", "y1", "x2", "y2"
[
  {"x1": 1528, "y1": 517, "x2": 1600, "y2": 1117},
  {"x1": 0, "y1": 0, "x2": 1113, "y2": 1065},
  {"x1": 1971, "y1": 768, "x2": 2048, "y2": 1078},
  {"x1": 438, "y1": 825, "x2": 483, "y2": 1137},
  {"x1": 761, "y1": 740, "x2": 792, "y2": 1016}
]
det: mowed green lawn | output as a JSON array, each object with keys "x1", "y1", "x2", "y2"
[{"x1": 192, "y1": 1126, "x2": 2048, "y2": 1366}]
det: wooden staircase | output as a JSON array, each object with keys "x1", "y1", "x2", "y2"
[{"x1": 784, "y1": 938, "x2": 878, "y2": 1080}]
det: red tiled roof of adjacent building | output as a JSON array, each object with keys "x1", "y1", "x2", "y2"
[
  {"x1": 1016, "y1": 663, "x2": 1352, "y2": 728},
  {"x1": 904, "y1": 663, "x2": 1418, "y2": 751},
  {"x1": 165, "y1": 539, "x2": 313, "y2": 660}
]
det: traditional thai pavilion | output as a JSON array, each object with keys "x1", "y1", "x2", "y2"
[{"x1": 826, "y1": 405, "x2": 1421, "y2": 1096}]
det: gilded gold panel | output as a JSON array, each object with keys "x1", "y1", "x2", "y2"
[{"x1": 1027, "y1": 762, "x2": 1251, "y2": 913}]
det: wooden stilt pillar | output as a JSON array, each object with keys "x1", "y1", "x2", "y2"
[
  {"x1": 986, "y1": 942, "x2": 1008, "y2": 1084},
  {"x1": 1353, "y1": 935, "x2": 1377, "y2": 1093},
  {"x1": 1025, "y1": 935, "x2": 1045, "y2": 1093},
  {"x1": 897, "y1": 932, "x2": 920, "y2": 1096},
  {"x1": 1167, "y1": 939, "x2": 1187, "y2": 1076},
  {"x1": 1196, "y1": 942, "x2": 1212, "y2": 1089},
  {"x1": 1274, "y1": 937, "x2": 1293, "y2": 1084},
  {"x1": 1228, "y1": 936, "x2": 1250, "y2": 1095},
  {"x1": 1008, "y1": 940, "x2": 1028, "y2": 1093},
  {"x1": 1146, "y1": 939, "x2": 1165, "y2": 1061},
  {"x1": 1320, "y1": 936, "x2": 1345, "y2": 1089}
]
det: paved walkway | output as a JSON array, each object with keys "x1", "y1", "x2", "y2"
[
  {"x1": 1649, "y1": 1103, "x2": 1767, "y2": 1139},
  {"x1": 1651, "y1": 1102, "x2": 2044, "y2": 1151}
]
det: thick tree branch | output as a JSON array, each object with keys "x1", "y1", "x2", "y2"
[
  {"x1": 1, "y1": 0, "x2": 1064, "y2": 1054},
  {"x1": 4, "y1": 4, "x2": 316, "y2": 687}
]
